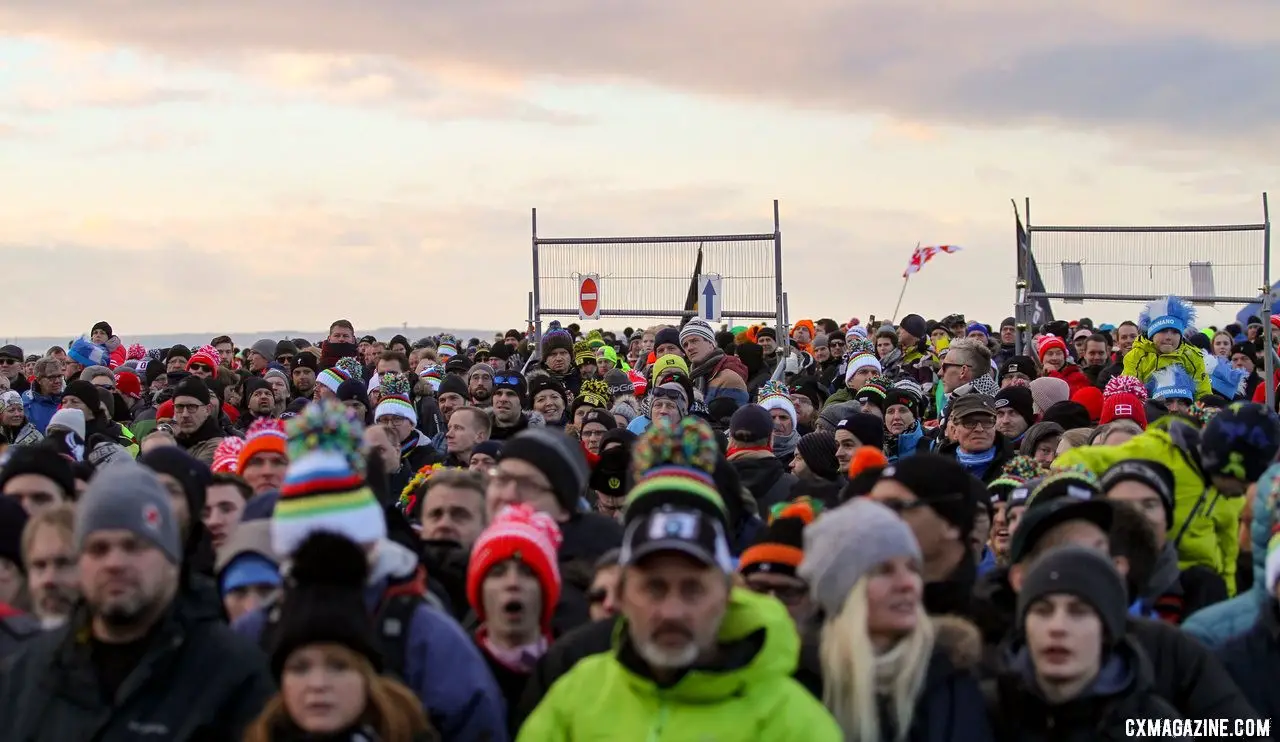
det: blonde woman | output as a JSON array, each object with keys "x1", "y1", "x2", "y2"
[
  {"x1": 244, "y1": 532, "x2": 437, "y2": 742},
  {"x1": 799, "y1": 499, "x2": 994, "y2": 742}
]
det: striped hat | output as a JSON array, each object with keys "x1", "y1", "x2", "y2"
[
  {"x1": 316, "y1": 365, "x2": 352, "y2": 395},
  {"x1": 272, "y1": 400, "x2": 385, "y2": 556},
  {"x1": 627, "y1": 416, "x2": 726, "y2": 524},
  {"x1": 373, "y1": 373, "x2": 417, "y2": 426},
  {"x1": 212, "y1": 436, "x2": 245, "y2": 474},
  {"x1": 239, "y1": 418, "x2": 288, "y2": 473}
]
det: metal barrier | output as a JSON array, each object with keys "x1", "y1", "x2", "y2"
[
  {"x1": 1016, "y1": 193, "x2": 1272, "y2": 407},
  {"x1": 530, "y1": 201, "x2": 785, "y2": 348}
]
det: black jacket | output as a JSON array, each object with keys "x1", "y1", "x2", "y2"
[
  {"x1": 729, "y1": 452, "x2": 797, "y2": 512},
  {"x1": 0, "y1": 597, "x2": 275, "y2": 741},
  {"x1": 1217, "y1": 597, "x2": 1280, "y2": 724},
  {"x1": 0, "y1": 605, "x2": 40, "y2": 662},
  {"x1": 989, "y1": 637, "x2": 1181, "y2": 742}
]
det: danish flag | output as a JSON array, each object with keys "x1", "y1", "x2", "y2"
[{"x1": 903, "y1": 244, "x2": 963, "y2": 278}]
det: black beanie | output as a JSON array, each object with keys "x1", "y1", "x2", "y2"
[
  {"x1": 270, "y1": 532, "x2": 381, "y2": 679},
  {"x1": 336, "y1": 379, "x2": 369, "y2": 408},
  {"x1": 1016, "y1": 546, "x2": 1127, "y2": 648},
  {"x1": 880, "y1": 453, "x2": 978, "y2": 534},
  {"x1": 64, "y1": 380, "x2": 105, "y2": 418},
  {"x1": 144, "y1": 361, "x2": 166, "y2": 388},
  {"x1": 0, "y1": 497, "x2": 29, "y2": 574},
  {"x1": 91, "y1": 321, "x2": 113, "y2": 338},
  {"x1": 654, "y1": 327, "x2": 680, "y2": 350},
  {"x1": 527, "y1": 375, "x2": 568, "y2": 407},
  {"x1": 172, "y1": 376, "x2": 212, "y2": 405},
  {"x1": 500, "y1": 428, "x2": 589, "y2": 512},
  {"x1": 0, "y1": 445, "x2": 76, "y2": 499},
  {"x1": 167, "y1": 344, "x2": 191, "y2": 362},
  {"x1": 994, "y1": 386, "x2": 1036, "y2": 428},
  {"x1": 1040, "y1": 400, "x2": 1091, "y2": 431},
  {"x1": 437, "y1": 374, "x2": 468, "y2": 401},
  {"x1": 1101, "y1": 460, "x2": 1176, "y2": 530},
  {"x1": 589, "y1": 445, "x2": 630, "y2": 497},
  {"x1": 795, "y1": 431, "x2": 839, "y2": 481},
  {"x1": 899, "y1": 314, "x2": 927, "y2": 340},
  {"x1": 835, "y1": 412, "x2": 884, "y2": 450}
]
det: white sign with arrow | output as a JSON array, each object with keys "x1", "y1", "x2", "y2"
[{"x1": 697, "y1": 274, "x2": 723, "y2": 322}]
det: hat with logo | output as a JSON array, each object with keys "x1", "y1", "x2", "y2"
[
  {"x1": 1008, "y1": 488, "x2": 1112, "y2": 564},
  {"x1": 620, "y1": 505, "x2": 734, "y2": 573},
  {"x1": 1000, "y1": 355, "x2": 1039, "y2": 381},
  {"x1": 993, "y1": 386, "x2": 1035, "y2": 428},
  {"x1": 74, "y1": 462, "x2": 182, "y2": 564},
  {"x1": 949, "y1": 393, "x2": 998, "y2": 421}
]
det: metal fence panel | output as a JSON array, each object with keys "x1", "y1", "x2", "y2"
[{"x1": 531, "y1": 202, "x2": 784, "y2": 346}]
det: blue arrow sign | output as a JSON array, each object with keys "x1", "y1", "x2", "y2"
[
  {"x1": 702, "y1": 280, "x2": 717, "y2": 319},
  {"x1": 698, "y1": 274, "x2": 722, "y2": 321}
]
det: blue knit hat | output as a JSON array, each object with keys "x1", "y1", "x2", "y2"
[
  {"x1": 1139, "y1": 296, "x2": 1195, "y2": 339},
  {"x1": 1149, "y1": 366, "x2": 1195, "y2": 401}
]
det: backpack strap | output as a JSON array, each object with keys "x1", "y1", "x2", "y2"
[{"x1": 374, "y1": 593, "x2": 422, "y2": 683}]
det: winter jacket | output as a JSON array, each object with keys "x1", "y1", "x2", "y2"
[
  {"x1": 0, "y1": 602, "x2": 40, "y2": 662},
  {"x1": 689, "y1": 350, "x2": 750, "y2": 408},
  {"x1": 728, "y1": 449, "x2": 798, "y2": 512},
  {"x1": 989, "y1": 637, "x2": 1181, "y2": 742},
  {"x1": 21, "y1": 390, "x2": 59, "y2": 434},
  {"x1": 1217, "y1": 598, "x2": 1280, "y2": 725},
  {"x1": 517, "y1": 588, "x2": 841, "y2": 742},
  {"x1": 885, "y1": 420, "x2": 925, "y2": 463},
  {"x1": 489, "y1": 411, "x2": 546, "y2": 442},
  {"x1": 970, "y1": 567, "x2": 1259, "y2": 721},
  {"x1": 175, "y1": 416, "x2": 226, "y2": 466},
  {"x1": 1122, "y1": 336, "x2": 1212, "y2": 399},
  {"x1": 1136, "y1": 543, "x2": 1228, "y2": 625},
  {"x1": 1054, "y1": 420, "x2": 1238, "y2": 590},
  {"x1": 0, "y1": 597, "x2": 274, "y2": 742},
  {"x1": 1183, "y1": 473, "x2": 1277, "y2": 646},
  {"x1": 234, "y1": 540, "x2": 508, "y2": 742},
  {"x1": 1045, "y1": 363, "x2": 1092, "y2": 397},
  {"x1": 2, "y1": 422, "x2": 42, "y2": 447}
]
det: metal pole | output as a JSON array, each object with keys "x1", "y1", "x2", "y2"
[
  {"x1": 1012, "y1": 199, "x2": 1024, "y2": 357},
  {"x1": 531, "y1": 208, "x2": 542, "y2": 352},
  {"x1": 1024, "y1": 196, "x2": 1035, "y2": 353},
  {"x1": 771, "y1": 292, "x2": 791, "y2": 382},
  {"x1": 1263, "y1": 192, "x2": 1274, "y2": 412},
  {"x1": 773, "y1": 199, "x2": 787, "y2": 343}
]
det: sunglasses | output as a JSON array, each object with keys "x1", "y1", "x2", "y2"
[
  {"x1": 881, "y1": 492, "x2": 966, "y2": 514},
  {"x1": 651, "y1": 387, "x2": 685, "y2": 401},
  {"x1": 0, "y1": 359, "x2": 16, "y2": 366},
  {"x1": 276, "y1": 355, "x2": 294, "y2": 363}
]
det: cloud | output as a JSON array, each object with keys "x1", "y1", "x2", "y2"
[{"x1": 2, "y1": 1, "x2": 1277, "y2": 144}]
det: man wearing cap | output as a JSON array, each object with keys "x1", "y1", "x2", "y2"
[
  {"x1": 0, "y1": 344, "x2": 29, "y2": 395},
  {"x1": 993, "y1": 386, "x2": 1036, "y2": 444},
  {"x1": 518, "y1": 501, "x2": 841, "y2": 741},
  {"x1": 726, "y1": 406, "x2": 797, "y2": 512},
  {"x1": 170, "y1": 376, "x2": 228, "y2": 466},
  {"x1": 938, "y1": 394, "x2": 1014, "y2": 483},
  {"x1": 999, "y1": 355, "x2": 1039, "y2": 387},
  {"x1": 0, "y1": 463, "x2": 274, "y2": 740}
]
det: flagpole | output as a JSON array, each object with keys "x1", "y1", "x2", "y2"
[{"x1": 892, "y1": 242, "x2": 920, "y2": 321}]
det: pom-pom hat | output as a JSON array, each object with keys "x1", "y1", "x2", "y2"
[
  {"x1": 843, "y1": 339, "x2": 882, "y2": 382},
  {"x1": 272, "y1": 400, "x2": 386, "y2": 556},
  {"x1": 466, "y1": 504, "x2": 563, "y2": 634},
  {"x1": 212, "y1": 436, "x2": 246, "y2": 474},
  {"x1": 1140, "y1": 295, "x2": 1195, "y2": 339},
  {"x1": 541, "y1": 321, "x2": 574, "y2": 359},
  {"x1": 239, "y1": 418, "x2": 288, "y2": 473},
  {"x1": 373, "y1": 372, "x2": 417, "y2": 426},
  {"x1": 1035, "y1": 334, "x2": 1069, "y2": 363},
  {"x1": 757, "y1": 381, "x2": 797, "y2": 427},
  {"x1": 627, "y1": 416, "x2": 727, "y2": 525}
]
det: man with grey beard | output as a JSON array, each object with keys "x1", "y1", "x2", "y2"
[{"x1": 0, "y1": 463, "x2": 273, "y2": 741}]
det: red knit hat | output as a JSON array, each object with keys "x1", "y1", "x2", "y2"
[
  {"x1": 186, "y1": 347, "x2": 220, "y2": 373},
  {"x1": 113, "y1": 371, "x2": 141, "y2": 400},
  {"x1": 1071, "y1": 386, "x2": 1104, "y2": 423},
  {"x1": 1100, "y1": 392, "x2": 1148, "y2": 428},
  {"x1": 156, "y1": 399, "x2": 174, "y2": 420},
  {"x1": 1035, "y1": 335, "x2": 1069, "y2": 363},
  {"x1": 466, "y1": 504, "x2": 563, "y2": 634},
  {"x1": 238, "y1": 418, "x2": 288, "y2": 472}
]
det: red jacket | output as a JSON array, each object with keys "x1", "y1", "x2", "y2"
[{"x1": 1048, "y1": 364, "x2": 1092, "y2": 397}]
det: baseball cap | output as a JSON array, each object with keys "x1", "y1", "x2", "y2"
[
  {"x1": 949, "y1": 394, "x2": 997, "y2": 420},
  {"x1": 1008, "y1": 497, "x2": 1113, "y2": 564},
  {"x1": 0, "y1": 345, "x2": 23, "y2": 361},
  {"x1": 620, "y1": 506, "x2": 734, "y2": 572},
  {"x1": 729, "y1": 405, "x2": 774, "y2": 442}
]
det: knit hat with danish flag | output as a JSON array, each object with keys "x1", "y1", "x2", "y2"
[{"x1": 74, "y1": 461, "x2": 182, "y2": 564}]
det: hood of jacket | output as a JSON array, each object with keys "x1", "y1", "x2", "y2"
[{"x1": 613, "y1": 587, "x2": 798, "y2": 703}]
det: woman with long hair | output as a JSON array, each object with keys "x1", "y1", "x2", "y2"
[
  {"x1": 243, "y1": 531, "x2": 436, "y2": 742},
  {"x1": 799, "y1": 498, "x2": 994, "y2": 742}
]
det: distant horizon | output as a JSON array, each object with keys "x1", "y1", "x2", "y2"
[{"x1": 0, "y1": 325, "x2": 502, "y2": 354}]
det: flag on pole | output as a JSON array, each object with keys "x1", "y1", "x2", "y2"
[
  {"x1": 680, "y1": 244, "x2": 705, "y2": 326},
  {"x1": 902, "y1": 244, "x2": 963, "y2": 278},
  {"x1": 1015, "y1": 211, "x2": 1055, "y2": 324}
]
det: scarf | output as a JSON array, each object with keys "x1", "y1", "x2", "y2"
[
  {"x1": 479, "y1": 629, "x2": 549, "y2": 674},
  {"x1": 874, "y1": 640, "x2": 910, "y2": 694},
  {"x1": 689, "y1": 349, "x2": 727, "y2": 384},
  {"x1": 955, "y1": 446, "x2": 996, "y2": 477},
  {"x1": 772, "y1": 429, "x2": 799, "y2": 460}
]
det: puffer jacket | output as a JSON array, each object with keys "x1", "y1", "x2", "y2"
[
  {"x1": 1183, "y1": 468, "x2": 1278, "y2": 646},
  {"x1": 1055, "y1": 419, "x2": 1238, "y2": 591},
  {"x1": 1122, "y1": 336, "x2": 1212, "y2": 399}
]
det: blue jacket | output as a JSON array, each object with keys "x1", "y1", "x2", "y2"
[
  {"x1": 234, "y1": 562, "x2": 508, "y2": 742},
  {"x1": 22, "y1": 390, "x2": 60, "y2": 434},
  {"x1": 1182, "y1": 468, "x2": 1277, "y2": 647}
]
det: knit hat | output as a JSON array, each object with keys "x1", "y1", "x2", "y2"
[
  {"x1": 757, "y1": 381, "x2": 797, "y2": 428},
  {"x1": 112, "y1": 370, "x2": 142, "y2": 400},
  {"x1": 75, "y1": 462, "x2": 182, "y2": 564},
  {"x1": 1100, "y1": 460, "x2": 1175, "y2": 529},
  {"x1": 62, "y1": 380, "x2": 102, "y2": 415},
  {"x1": 493, "y1": 371, "x2": 528, "y2": 406},
  {"x1": 1017, "y1": 546, "x2": 1128, "y2": 648},
  {"x1": 627, "y1": 416, "x2": 726, "y2": 524},
  {"x1": 589, "y1": 445, "x2": 630, "y2": 498},
  {"x1": 269, "y1": 531, "x2": 381, "y2": 679},
  {"x1": 1000, "y1": 356, "x2": 1039, "y2": 381},
  {"x1": 527, "y1": 374, "x2": 568, "y2": 408},
  {"x1": 186, "y1": 346, "x2": 220, "y2": 373},
  {"x1": 648, "y1": 354, "x2": 690, "y2": 386},
  {"x1": 627, "y1": 368, "x2": 648, "y2": 397},
  {"x1": 212, "y1": 436, "x2": 245, "y2": 474},
  {"x1": 572, "y1": 341, "x2": 596, "y2": 367},
  {"x1": 239, "y1": 418, "x2": 288, "y2": 472},
  {"x1": 67, "y1": 336, "x2": 109, "y2": 369},
  {"x1": 853, "y1": 375, "x2": 890, "y2": 411},
  {"x1": 835, "y1": 412, "x2": 884, "y2": 450},
  {"x1": 679, "y1": 318, "x2": 717, "y2": 347},
  {"x1": 604, "y1": 369, "x2": 634, "y2": 399},
  {"x1": 994, "y1": 386, "x2": 1036, "y2": 428},
  {"x1": 0, "y1": 497, "x2": 28, "y2": 574},
  {"x1": 1009, "y1": 493, "x2": 1113, "y2": 564},
  {"x1": 0, "y1": 444, "x2": 76, "y2": 499},
  {"x1": 172, "y1": 376, "x2": 212, "y2": 405},
  {"x1": 436, "y1": 374, "x2": 469, "y2": 403},
  {"x1": 1139, "y1": 296, "x2": 1195, "y2": 339},
  {"x1": 125, "y1": 343, "x2": 147, "y2": 361},
  {"x1": 879, "y1": 453, "x2": 978, "y2": 534},
  {"x1": 264, "y1": 367, "x2": 289, "y2": 387},
  {"x1": 46, "y1": 408, "x2": 87, "y2": 439},
  {"x1": 273, "y1": 401, "x2": 386, "y2": 556},
  {"x1": 811, "y1": 334, "x2": 829, "y2": 350},
  {"x1": 574, "y1": 378, "x2": 612, "y2": 411},
  {"x1": 581, "y1": 408, "x2": 617, "y2": 432},
  {"x1": 467, "y1": 504, "x2": 563, "y2": 634},
  {"x1": 843, "y1": 339, "x2": 882, "y2": 382},
  {"x1": 1199, "y1": 402, "x2": 1280, "y2": 483},
  {"x1": 501, "y1": 428, "x2": 590, "y2": 512},
  {"x1": 1149, "y1": 366, "x2": 1195, "y2": 401},
  {"x1": 795, "y1": 431, "x2": 840, "y2": 481},
  {"x1": 436, "y1": 334, "x2": 460, "y2": 360},
  {"x1": 739, "y1": 510, "x2": 811, "y2": 579},
  {"x1": 1040, "y1": 401, "x2": 1092, "y2": 433},
  {"x1": 1028, "y1": 376, "x2": 1071, "y2": 413},
  {"x1": 798, "y1": 498, "x2": 921, "y2": 617},
  {"x1": 899, "y1": 314, "x2": 927, "y2": 340},
  {"x1": 1071, "y1": 386, "x2": 1104, "y2": 423},
  {"x1": 250, "y1": 339, "x2": 277, "y2": 361},
  {"x1": 373, "y1": 373, "x2": 417, "y2": 426},
  {"x1": 729, "y1": 404, "x2": 774, "y2": 444},
  {"x1": 1035, "y1": 335, "x2": 1069, "y2": 363}
]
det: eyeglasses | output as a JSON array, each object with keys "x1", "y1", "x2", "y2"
[
  {"x1": 587, "y1": 588, "x2": 609, "y2": 604},
  {"x1": 941, "y1": 362, "x2": 969, "y2": 373},
  {"x1": 189, "y1": 364, "x2": 212, "y2": 374},
  {"x1": 958, "y1": 416, "x2": 996, "y2": 431},
  {"x1": 746, "y1": 582, "x2": 809, "y2": 606},
  {"x1": 487, "y1": 467, "x2": 554, "y2": 495},
  {"x1": 276, "y1": 355, "x2": 294, "y2": 364},
  {"x1": 881, "y1": 492, "x2": 966, "y2": 515},
  {"x1": 651, "y1": 387, "x2": 685, "y2": 401},
  {"x1": 173, "y1": 403, "x2": 204, "y2": 414}
]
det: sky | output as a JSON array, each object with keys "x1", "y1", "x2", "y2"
[{"x1": 1, "y1": 2, "x2": 1277, "y2": 338}]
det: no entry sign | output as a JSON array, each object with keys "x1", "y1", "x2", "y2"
[{"x1": 578, "y1": 274, "x2": 600, "y2": 320}]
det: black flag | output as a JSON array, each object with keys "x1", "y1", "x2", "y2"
[
  {"x1": 1016, "y1": 207, "x2": 1055, "y2": 326},
  {"x1": 680, "y1": 245, "x2": 704, "y2": 326}
]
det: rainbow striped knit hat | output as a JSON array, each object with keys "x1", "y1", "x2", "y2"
[
  {"x1": 373, "y1": 373, "x2": 417, "y2": 426},
  {"x1": 271, "y1": 400, "x2": 386, "y2": 556},
  {"x1": 626, "y1": 416, "x2": 727, "y2": 525}
]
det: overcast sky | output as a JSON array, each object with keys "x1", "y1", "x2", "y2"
[{"x1": 2, "y1": 2, "x2": 1276, "y2": 337}]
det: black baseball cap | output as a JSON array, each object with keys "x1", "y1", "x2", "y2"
[
  {"x1": 1008, "y1": 497, "x2": 1113, "y2": 564},
  {"x1": 729, "y1": 405, "x2": 773, "y2": 442},
  {"x1": 949, "y1": 394, "x2": 997, "y2": 420},
  {"x1": 620, "y1": 506, "x2": 733, "y2": 572}
]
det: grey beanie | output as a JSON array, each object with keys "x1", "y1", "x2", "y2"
[
  {"x1": 79, "y1": 365, "x2": 114, "y2": 382},
  {"x1": 251, "y1": 339, "x2": 277, "y2": 360},
  {"x1": 74, "y1": 462, "x2": 182, "y2": 565},
  {"x1": 466, "y1": 362, "x2": 495, "y2": 382},
  {"x1": 798, "y1": 498, "x2": 921, "y2": 617},
  {"x1": 264, "y1": 368, "x2": 289, "y2": 385},
  {"x1": 811, "y1": 334, "x2": 829, "y2": 349},
  {"x1": 816, "y1": 400, "x2": 861, "y2": 433}
]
